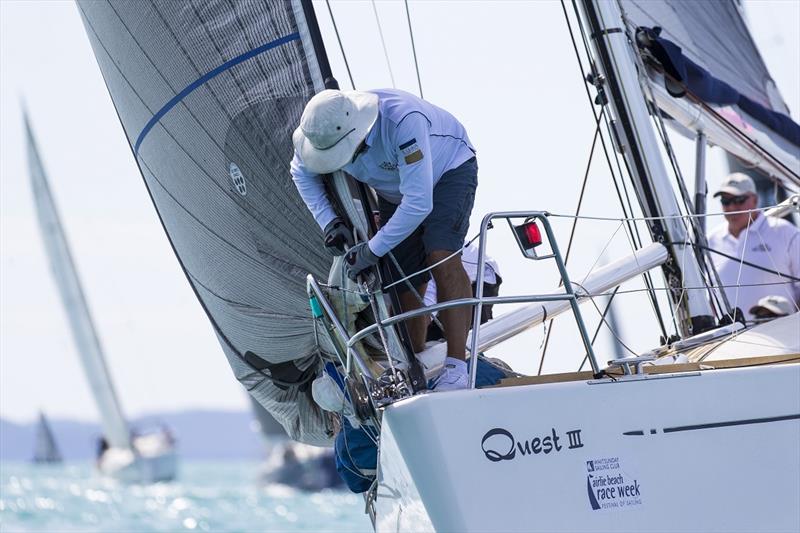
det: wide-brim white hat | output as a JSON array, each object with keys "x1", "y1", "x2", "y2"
[{"x1": 293, "y1": 90, "x2": 379, "y2": 174}]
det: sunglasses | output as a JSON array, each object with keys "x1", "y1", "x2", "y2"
[{"x1": 720, "y1": 195, "x2": 749, "y2": 206}]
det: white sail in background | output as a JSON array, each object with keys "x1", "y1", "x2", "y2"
[{"x1": 25, "y1": 114, "x2": 131, "y2": 452}]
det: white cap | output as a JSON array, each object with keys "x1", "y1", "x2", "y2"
[
  {"x1": 714, "y1": 172, "x2": 757, "y2": 197},
  {"x1": 749, "y1": 295, "x2": 794, "y2": 318},
  {"x1": 292, "y1": 90, "x2": 379, "y2": 174}
]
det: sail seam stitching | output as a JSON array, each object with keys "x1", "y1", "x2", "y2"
[{"x1": 134, "y1": 32, "x2": 300, "y2": 154}]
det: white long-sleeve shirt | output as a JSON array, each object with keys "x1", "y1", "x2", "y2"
[
  {"x1": 291, "y1": 89, "x2": 475, "y2": 257},
  {"x1": 707, "y1": 214, "x2": 800, "y2": 319}
]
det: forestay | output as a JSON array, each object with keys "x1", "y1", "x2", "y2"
[{"x1": 77, "y1": 0, "x2": 337, "y2": 444}]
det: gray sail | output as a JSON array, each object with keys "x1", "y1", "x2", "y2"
[
  {"x1": 620, "y1": 1, "x2": 788, "y2": 113},
  {"x1": 620, "y1": 0, "x2": 800, "y2": 180},
  {"x1": 25, "y1": 115, "x2": 132, "y2": 451},
  {"x1": 33, "y1": 412, "x2": 62, "y2": 463},
  {"x1": 77, "y1": 0, "x2": 335, "y2": 444},
  {"x1": 250, "y1": 396, "x2": 288, "y2": 438}
]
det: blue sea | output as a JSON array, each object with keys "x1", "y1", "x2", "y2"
[{"x1": 0, "y1": 461, "x2": 372, "y2": 532}]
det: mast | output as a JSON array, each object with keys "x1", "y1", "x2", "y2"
[
  {"x1": 24, "y1": 114, "x2": 132, "y2": 451},
  {"x1": 296, "y1": 0, "x2": 337, "y2": 90},
  {"x1": 577, "y1": 0, "x2": 716, "y2": 336}
]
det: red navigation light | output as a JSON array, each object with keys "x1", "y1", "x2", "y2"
[{"x1": 516, "y1": 220, "x2": 542, "y2": 249}]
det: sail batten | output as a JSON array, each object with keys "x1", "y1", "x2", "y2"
[{"x1": 78, "y1": 0, "x2": 335, "y2": 444}]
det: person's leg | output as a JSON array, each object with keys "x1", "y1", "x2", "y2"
[
  {"x1": 376, "y1": 196, "x2": 431, "y2": 352},
  {"x1": 420, "y1": 156, "x2": 479, "y2": 390},
  {"x1": 429, "y1": 251, "x2": 471, "y2": 359},
  {"x1": 422, "y1": 157, "x2": 479, "y2": 364},
  {"x1": 396, "y1": 283, "x2": 429, "y2": 353}
]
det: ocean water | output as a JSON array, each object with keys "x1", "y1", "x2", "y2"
[{"x1": 0, "y1": 461, "x2": 372, "y2": 532}]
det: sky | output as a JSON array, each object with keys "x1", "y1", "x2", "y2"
[{"x1": 1, "y1": 0, "x2": 798, "y2": 424}]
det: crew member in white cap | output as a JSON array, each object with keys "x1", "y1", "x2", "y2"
[
  {"x1": 707, "y1": 172, "x2": 800, "y2": 320},
  {"x1": 749, "y1": 295, "x2": 793, "y2": 321},
  {"x1": 290, "y1": 88, "x2": 478, "y2": 391}
]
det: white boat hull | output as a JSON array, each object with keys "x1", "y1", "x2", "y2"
[
  {"x1": 375, "y1": 363, "x2": 800, "y2": 532},
  {"x1": 99, "y1": 432, "x2": 177, "y2": 483}
]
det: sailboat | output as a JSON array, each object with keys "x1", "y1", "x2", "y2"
[
  {"x1": 25, "y1": 114, "x2": 177, "y2": 483},
  {"x1": 32, "y1": 411, "x2": 62, "y2": 464},
  {"x1": 76, "y1": 0, "x2": 798, "y2": 530},
  {"x1": 251, "y1": 398, "x2": 342, "y2": 491}
]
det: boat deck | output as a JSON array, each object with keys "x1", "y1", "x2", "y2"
[{"x1": 494, "y1": 353, "x2": 800, "y2": 388}]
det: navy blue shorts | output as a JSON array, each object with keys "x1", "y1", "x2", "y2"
[{"x1": 378, "y1": 157, "x2": 478, "y2": 291}]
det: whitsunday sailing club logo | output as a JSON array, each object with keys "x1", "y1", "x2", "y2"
[{"x1": 586, "y1": 457, "x2": 643, "y2": 510}]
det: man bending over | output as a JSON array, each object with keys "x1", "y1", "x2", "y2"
[{"x1": 290, "y1": 88, "x2": 478, "y2": 391}]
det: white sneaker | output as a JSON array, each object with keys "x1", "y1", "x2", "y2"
[{"x1": 431, "y1": 357, "x2": 468, "y2": 392}]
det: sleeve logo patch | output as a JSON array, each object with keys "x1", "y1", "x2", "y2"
[{"x1": 400, "y1": 138, "x2": 424, "y2": 164}]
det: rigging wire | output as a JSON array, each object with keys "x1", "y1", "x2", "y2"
[
  {"x1": 573, "y1": 0, "x2": 691, "y2": 339},
  {"x1": 694, "y1": 95, "x2": 799, "y2": 181},
  {"x1": 574, "y1": 279, "x2": 798, "y2": 299},
  {"x1": 575, "y1": 281, "x2": 639, "y2": 357},
  {"x1": 537, "y1": 115, "x2": 603, "y2": 375},
  {"x1": 620, "y1": 11, "x2": 728, "y2": 321},
  {"x1": 732, "y1": 216, "x2": 754, "y2": 318},
  {"x1": 577, "y1": 286, "x2": 621, "y2": 371},
  {"x1": 325, "y1": 0, "x2": 356, "y2": 89},
  {"x1": 384, "y1": 232, "x2": 481, "y2": 290},
  {"x1": 324, "y1": 202, "x2": 794, "y2": 297},
  {"x1": 403, "y1": 0, "x2": 424, "y2": 98},
  {"x1": 563, "y1": 0, "x2": 670, "y2": 339},
  {"x1": 564, "y1": 1, "x2": 643, "y2": 250},
  {"x1": 540, "y1": 0, "x2": 668, "y2": 369},
  {"x1": 547, "y1": 204, "x2": 780, "y2": 221},
  {"x1": 370, "y1": 0, "x2": 396, "y2": 88},
  {"x1": 698, "y1": 238, "x2": 799, "y2": 308},
  {"x1": 385, "y1": 251, "x2": 447, "y2": 333}
]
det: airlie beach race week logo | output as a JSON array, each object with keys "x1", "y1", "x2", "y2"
[
  {"x1": 586, "y1": 457, "x2": 643, "y2": 511},
  {"x1": 480, "y1": 426, "x2": 584, "y2": 462}
]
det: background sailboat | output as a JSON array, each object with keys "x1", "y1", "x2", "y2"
[
  {"x1": 31, "y1": 411, "x2": 62, "y2": 464},
  {"x1": 251, "y1": 398, "x2": 341, "y2": 491},
  {"x1": 25, "y1": 112, "x2": 177, "y2": 483}
]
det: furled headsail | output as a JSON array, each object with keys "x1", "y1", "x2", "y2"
[
  {"x1": 619, "y1": 0, "x2": 800, "y2": 183},
  {"x1": 77, "y1": 0, "x2": 337, "y2": 444}
]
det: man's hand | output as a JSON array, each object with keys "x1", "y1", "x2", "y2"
[
  {"x1": 323, "y1": 218, "x2": 354, "y2": 255},
  {"x1": 345, "y1": 242, "x2": 379, "y2": 281}
]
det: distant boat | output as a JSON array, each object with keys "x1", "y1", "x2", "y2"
[
  {"x1": 25, "y1": 113, "x2": 177, "y2": 483},
  {"x1": 32, "y1": 411, "x2": 62, "y2": 464},
  {"x1": 251, "y1": 398, "x2": 342, "y2": 491}
]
